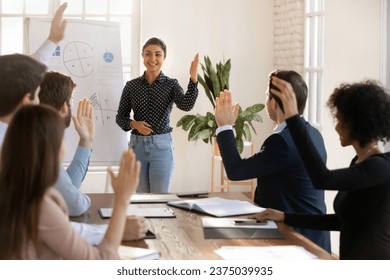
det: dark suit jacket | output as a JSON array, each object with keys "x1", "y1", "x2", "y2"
[{"x1": 217, "y1": 120, "x2": 331, "y2": 252}]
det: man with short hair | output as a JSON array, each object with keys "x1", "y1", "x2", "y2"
[
  {"x1": 214, "y1": 70, "x2": 331, "y2": 253},
  {"x1": 39, "y1": 71, "x2": 148, "y2": 241},
  {"x1": 39, "y1": 72, "x2": 93, "y2": 216}
]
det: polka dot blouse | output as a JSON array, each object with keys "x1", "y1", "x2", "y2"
[{"x1": 116, "y1": 72, "x2": 199, "y2": 135}]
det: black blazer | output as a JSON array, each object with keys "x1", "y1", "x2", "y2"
[{"x1": 217, "y1": 120, "x2": 331, "y2": 252}]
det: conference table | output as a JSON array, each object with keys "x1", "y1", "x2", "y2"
[{"x1": 71, "y1": 192, "x2": 335, "y2": 260}]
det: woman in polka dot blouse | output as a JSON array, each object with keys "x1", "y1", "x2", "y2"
[{"x1": 116, "y1": 37, "x2": 199, "y2": 193}]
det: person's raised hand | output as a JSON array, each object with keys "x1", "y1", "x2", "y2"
[
  {"x1": 189, "y1": 52, "x2": 199, "y2": 83},
  {"x1": 270, "y1": 76, "x2": 299, "y2": 119},
  {"x1": 108, "y1": 149, "x2": 140, "y2": 203},
  {"x1": 73, "y1": 98, "x2": 95, "y2": 149},
  {"x1": 48, "y1": 2, "x2": 68, "y2": 44},
  {"x1": 215, "y1": 90, "x2": 239, "y2": 127}
]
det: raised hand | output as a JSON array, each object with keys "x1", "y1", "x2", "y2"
[
  {"x1": 72, "y1": 98, "x2": 95, "y2": 149},
  {"x1": 270, "y1": 76, "x2": 299, "y2": 119},
  {"x1": 189, "y1": 52, "x2": 199, "y2": 83},
  {"x1": 108, "y1": 149, "x2": 140, "y2": 203},
  {"x1": 48, "y1": 2, "x2": 68, "y2": 44},
  {"x1": 104, "y1": 150, "x2": 140, "y2": 247},
  {"x1": 215, "y1": 90, "x2": 239, "y2": 126}
]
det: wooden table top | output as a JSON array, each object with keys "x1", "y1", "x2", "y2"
[{"x1": 71, "y1": 192, "x2": 335, "y2": 260}]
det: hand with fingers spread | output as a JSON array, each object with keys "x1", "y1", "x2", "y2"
[
  {"x1": 270, "y1": 76, "x2": 299, "y2": 119},
  {"x1": 215, "y1": 90, "x2": 240, "y2": 126},
  {"x1": 130, "y1": 120, "x2": 153, "y2": 135},
  {"x1": 48, "y1": 2, "x2": 68, "y2": 44},
  {"x1": 189, "y1": 52, "x2": 200, "y2": 83},
  {"x1": 108, "y1": 150, "x2": 140, "y2": 202},
  {"x1": 123, "y1": 216, "x2": 148, "y2": 241},
  {"x1": 103, "y1": 150, "x2": 141, "y2": 248},
  {"x1": 247, "y1": 208, "x2": 285, "y2": 222},
  {"x1": 73, "y1": 98, "x2": 95, "y2": 149}
]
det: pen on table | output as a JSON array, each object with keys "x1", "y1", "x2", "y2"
[{"x1": 234, "y1": 220, "x2": 267, "y2": 225}]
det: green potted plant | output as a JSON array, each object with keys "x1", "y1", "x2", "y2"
[{"x1": 176, "y1": 56, "x2": 264, "y2": 154}]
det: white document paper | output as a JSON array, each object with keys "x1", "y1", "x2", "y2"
[
  {"x1": 118, "y1": 245, "x2": 161, "y2": 260},
  {"x1": 130, "y1": 193, "x2": 180, "y2": 203},
  {"x1": 99, "y1": 204, "x2": 175, "y2": 218},
  {"x1": 71, "y1": 222, "x2": 107, "y2": 245},
  {"x1": 167, "y1": 197, "x2": 265, "y2": 217},
  {"x1": 215, "y1": 245, "x2": 318, "y2": 260}
]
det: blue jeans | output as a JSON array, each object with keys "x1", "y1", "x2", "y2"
[{"x1": 129, "y1": 133, "x2": 174, "y2": 193}]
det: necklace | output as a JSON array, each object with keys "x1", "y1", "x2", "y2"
[{"x1": 356, "y1": 144, "x2": 379, "y2": 163}]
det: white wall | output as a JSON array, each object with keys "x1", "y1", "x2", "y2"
[
  {"x1": 322, "y1": 0, "x2": 382, "y2": 169},
  {"x1": 138, "y1": 0, "x2": 275, "y2": 192},
  {"x1": 81, "y1": 0, "x2": 383, "y2": 256},
  {"x1": 321, "y1": 0, "x2": 382, "y2": 255},
  {"x1": 82, "y1": 0, "x2": 275, "y2": 193}
]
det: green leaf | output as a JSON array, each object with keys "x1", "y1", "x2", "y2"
[
  {"x1": 177, "y1": 56, "x2": 265, "y2": 154},
  {"x1": 253, "y1": 114, "x2": 263, "y2": 122},
  {"x1": 198, "y1": 128, "x2": 212, "y2": 140},
  {"x1": 207, "y1": 120, "x2": 216, "y2": 128},
  {"x1": 243, "y1": 123, "x2": 251, "y2": 141},
  {"x1": 236, "y1": 138, "x2": 244, "y2": 154},
  {"x1": 245, "y1": 103, "x2": 265, "y2": 114},
  {"x1": 248, "y1": 121, "x2": 257, "y2": 135},
  {"x1": 198, "y1": 75, "x2": 215, "y2": 108},
  {"x1": 209, "y1": 69, "x2": 220, "y2": 97},
  {"x1": 188, "y1": 124, "x2": 199, "y2": 141},
  {"x1": 220, "y1": 59, "x2": 231, "y2": 90},
  {"x1": 193, "y1": 120, "x2": 207, "y2": 134},
  {"x1": 176, "y1": 114, "x2": 196, "y2": 131}
]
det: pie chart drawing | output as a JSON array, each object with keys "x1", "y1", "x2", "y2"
[
  {"x1": 103, "y1": 51, "x2": 114, "y2": 63},
  {"x1": 63, "y1": 41, "x2": 94, "y2": 78}
]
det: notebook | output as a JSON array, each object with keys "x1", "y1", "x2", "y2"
[
  {"x1": 130, "y1": 193, "x2": 180, "y2": 203},
  {"x1": 118, "y1": 245, "x2": 161, "y2": 260},
  {"x1": 202, "y1": 217, "x2": 283, "y2": 239},
  {"x1": 215, "y1": 246, "x2": 317, "y2": 260},
  {"x1": 98, "y1": 204, "x2": 176, "y2": 218},
  {"x1": 167, "y1": 197, "x2": 265, "y2": 217}
]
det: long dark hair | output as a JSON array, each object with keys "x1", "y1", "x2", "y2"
[{"x1": 0, "y1": 105, "x2": 65, "y2": 259}]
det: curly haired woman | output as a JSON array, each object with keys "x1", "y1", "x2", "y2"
[{"x1": 247, "y1": 79, "x2": 390, "y2": 260}]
